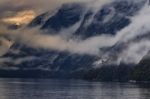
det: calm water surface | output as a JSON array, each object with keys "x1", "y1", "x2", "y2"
[{"x1": 0, "y1": 78, "x2": 150, "y2": 99}]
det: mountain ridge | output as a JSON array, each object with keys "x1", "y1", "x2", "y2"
[{"x1": 0, "y1": 0, "x2": 149, "y2": 81}]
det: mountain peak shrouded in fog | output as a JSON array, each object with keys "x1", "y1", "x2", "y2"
[{"x1": 0, "y1": 0, "x2": 150, "y2": 80}]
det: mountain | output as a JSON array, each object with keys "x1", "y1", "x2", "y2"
[
  {"x1": 132, "y1": 56, "x2": 150, "y2": 81},
  {"x1": 29, "y1": 1, "x2": 144, "y2": 38},
  {"x1": 0, "y1": 0, "x2": 149, "y2": 81}
]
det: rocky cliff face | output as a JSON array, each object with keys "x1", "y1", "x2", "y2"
[{"x1": 0, "y1": 0, "x2": 149, "y2": 80}]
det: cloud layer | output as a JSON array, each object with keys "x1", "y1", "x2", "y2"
[{"x1": 0, "y1": 0, "x2": 150, "y2": 65}]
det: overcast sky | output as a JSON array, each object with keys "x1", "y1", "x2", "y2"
[{"x1": 0, "y1": 0, "x2": 92, "y2": 17}]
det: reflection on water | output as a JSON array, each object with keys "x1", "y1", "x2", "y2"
[{"x1": 0, "y1": 78, "x2": 149, "y2": 99}]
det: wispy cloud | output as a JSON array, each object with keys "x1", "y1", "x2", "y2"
[{"x1": 0, "y1": 0, "x2": 150, "y2": 65}]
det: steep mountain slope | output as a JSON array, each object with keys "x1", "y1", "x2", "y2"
[
  {"x1": 29, "y1": 1, "x2": 144, "y2": 38},
  {"x1": 0, "y1": 0, "x2": 148, "y2": 80},
  {"x1": 132, "y1": 56, "x2": 150, "y2": 81}
]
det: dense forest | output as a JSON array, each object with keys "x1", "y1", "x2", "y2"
[{"x1": 0, "y1": 62, "x2": 149, "y2": 82}]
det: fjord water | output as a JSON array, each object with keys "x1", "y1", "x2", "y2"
[{"x1": 0, "y1": 78, "x2": 150, "y2": 99}]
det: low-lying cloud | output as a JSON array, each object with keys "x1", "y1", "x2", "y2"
[{"x1": 0, "y1": 0, "x2": 150, "y2": 65}]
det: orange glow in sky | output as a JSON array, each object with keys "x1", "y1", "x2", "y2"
[{"x1": 2, "y1": 10, "x2": 36, "y2": 25}]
